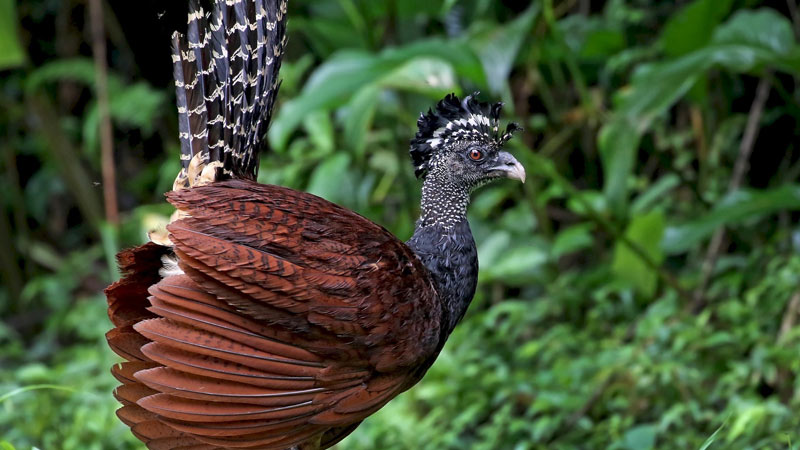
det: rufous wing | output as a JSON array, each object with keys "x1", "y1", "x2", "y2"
[{"x1": 107, "y1": 179, "x2": 442, "y2": 449}]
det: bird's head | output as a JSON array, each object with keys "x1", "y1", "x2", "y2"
[{"x1": 410, "y1": 92, "x2": 525, "y2": 190}]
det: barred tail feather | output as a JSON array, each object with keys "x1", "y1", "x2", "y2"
[{"x1": 172, "y1": 0, "x2": 288, "y2": 190}]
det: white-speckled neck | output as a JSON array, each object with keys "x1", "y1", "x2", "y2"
[{"x1": 418, "y1": 173, "x2": 470, "y2": 230}]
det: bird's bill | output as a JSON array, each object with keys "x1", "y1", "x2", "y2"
[{"x1": 489, "y1": 151, "x2": 526, "y2": 184}]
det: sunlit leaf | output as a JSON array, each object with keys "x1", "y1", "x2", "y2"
[
  {"x1": 379, "y1": 57, "x2": 457, "y2": 96},
  {"x1": 269, "y1": 39, "x2": 485, "y2": 151}
]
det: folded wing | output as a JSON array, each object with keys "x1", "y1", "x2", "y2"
[{"x1": 107, "y1": 179, "x2": 441, "y2": 449}]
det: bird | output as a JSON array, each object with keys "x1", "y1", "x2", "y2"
[{"x1": 104, "y1": 0, "x2": 525, "y2": 448}]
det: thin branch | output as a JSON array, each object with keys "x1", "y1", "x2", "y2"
[
  {"x1": 691, "y1": 75, "x2": 771, "y2": 311},
  {"x1": 562, "y1": 373, "x2": 615, "y2": 431},
  {"x1": 89, "y1": 0, "x2": 118, "y2": 225},
  {"x1": 27, "y1": 94, "x2": 104, "y2": 226},
  {"x1": 787, "y1": 0, "x2": 800, "y2": 39},
  {"x1": 778, "y1": 290, "x2": 800, "y2": 344},
  {"x1": 0, "y1": 202, "x2": 22, "y2": 302}
]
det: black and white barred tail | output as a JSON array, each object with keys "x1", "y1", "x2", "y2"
[{"x1": 171, "y1": 0, "x2": 287, "y2": 189}]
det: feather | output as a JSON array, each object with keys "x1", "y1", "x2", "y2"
[{"x1": 171, "y1": 0, "x2": 287, "y2": 186}]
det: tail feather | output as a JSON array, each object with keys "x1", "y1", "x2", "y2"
[{"x1": 172, "y1": 0, "x2": 287, "y2": 189}]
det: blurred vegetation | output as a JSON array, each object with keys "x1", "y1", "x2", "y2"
[{"x1": 3, "y1": 0, "x2": 800, "y2": 448}]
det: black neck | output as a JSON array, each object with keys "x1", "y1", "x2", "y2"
[{"x1": 407, "y1": 178, "x2": 478, "y2": 338}]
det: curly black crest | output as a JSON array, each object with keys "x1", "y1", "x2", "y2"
[{"x1": 409, "y1": 92, "x2": 521, "y2": 178}]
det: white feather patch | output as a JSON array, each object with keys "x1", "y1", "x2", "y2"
[{"x1": 159, "y1": 254, "x2": 184, "y2": 278}]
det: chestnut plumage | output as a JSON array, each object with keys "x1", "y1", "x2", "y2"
[{"x1": 105, "y1": 1, "x2": 524, "y2": 449}]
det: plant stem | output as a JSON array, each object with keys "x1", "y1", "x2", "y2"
[
  {"x1": 27, "y1": 95, "x2": 104, "y2": 227},
  {"x1": 691, "y1": 75, "x2": 771, "y2": 311},
  {"x1": 542, "y1": 0, "x2": 591, "y2": 109},
  {"x1": 89, "y1": 0, "x2": 118, "y2": 225}
]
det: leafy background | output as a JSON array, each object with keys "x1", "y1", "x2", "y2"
[{"x1": 2, "y1": 0, "x2": 800, "y2": 448}]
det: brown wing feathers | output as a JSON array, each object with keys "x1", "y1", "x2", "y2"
[
  {"x1": 165, "y1": 180, "x2": 442, "y2": 371},
  {"x1": 106, "y1": 181, "x2": 441, "y2": 449}
]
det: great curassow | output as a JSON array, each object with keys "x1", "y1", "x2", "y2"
[{"x1": 104, "y1": 0, "x2": 525, "y2": 448}]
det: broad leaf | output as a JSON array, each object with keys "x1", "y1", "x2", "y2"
[
  {"x1": 612, "y1": 211, "x2": 665, "y2": 297},
  {"x1": 663, "y1": 185, "x2": 800, "y2": 254},
  {"x1": 269, "y1": 39, "x2": 485, "y2": 151},
  {"x1": 659, "y1": 0, "x2": 734, "y2": 57},
  {"x1": 599, "y1": 9, "x2": 800, "y2": 216},
  {"x1": 467, "y1": 3, "x2": 540, "y2": 97}
]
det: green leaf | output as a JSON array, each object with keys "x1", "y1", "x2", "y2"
[
  {"x1": 698, "y1": 416, "x2": 729, "y2": 450},
  {"x1": 621, "y1": 424, "x2": 657, "y2": 450},
  {"x1": 27, "y1": 58, "x2": 99, "y2": 92},
  {"x1": 560, "y1": 15, "x2": 625, "y2": 60},
  {"x1": 379, "y1": 57, "x2": 457, "y2": 96},
  {"x1": 727, "y1": 402, "x2": 769, "y2": 442},
  {"x1": 467, "y1": 3, "x2": 540, "y2": 97},
  {"x1": 600, "y1": 9, "x2": 800, "y2": 216},
  {"x1": 663, "y1": 185, "x2": 800, "y2": 254},
  {"x1": 478, "y1": 231, "x2": 548, "y2": 285},
  {"x1": 269, "y1": 39, "x2": 485, "y2": 151},
  {"x1": 623, "y1": 9, "x2": 798, "y2": 121},
  {"x1": 83, "y1": 82, "x2": 166, "y2": 157},
  {"x1": 598, "y1": 118, "x2": 641, "y2": 216},
  {"x1": 612, "y1": 211, "x2": 665, "y2": 297},
  {"x1": 269, "y1": 51, "x2": 385, "y2": 151},
  {"x1": 277, "y1": 54, "x2": 314, "y2": 95},
  {"x1": 631, "y1": 174, "x2": 680, "y2": 214},
  {"x1": 343, "y1": 84, "x2": 380, "y2": 157},
  {"x1": 712, "y1": 9, "x2": 795, "y2": 56},
  {"x1": 660, "y1": 0, "x2": 734, "y2": 57},
  {"x1": 26, "y1": 58, "x2": 129, "y2": 95},
  {"x1": 552, "y1": 223, "x2": 594, "y2": 259},
  {"x1": 306, "y1": 153, "x2": 353, "y2": 205},
  {"x1": 303, "y1": 110, "x2": 335, "y2": 154},
  {"x1": 0, "y1": 0, "x2": 25, "y2": 69},
  {"x1": 484, "y1": 244, "x2": 548, "y2": 286}
]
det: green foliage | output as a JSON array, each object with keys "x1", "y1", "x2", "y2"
[
  {"x1": 4, "y1": 0, "x2": 800, "y2": 449},
  {"x1": 0, "y1": 0, "x2": 25, "y2": 70},
  {"x1": 612, "y1": 210, "x2": 665, "y2": 297},
  {"x1": 26, "y1": 58, "x2": 166, "y2": 164}
]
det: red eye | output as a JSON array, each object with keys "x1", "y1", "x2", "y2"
[{"x1": 468, "y1": 149, "x2": 483, "y2": 161}]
